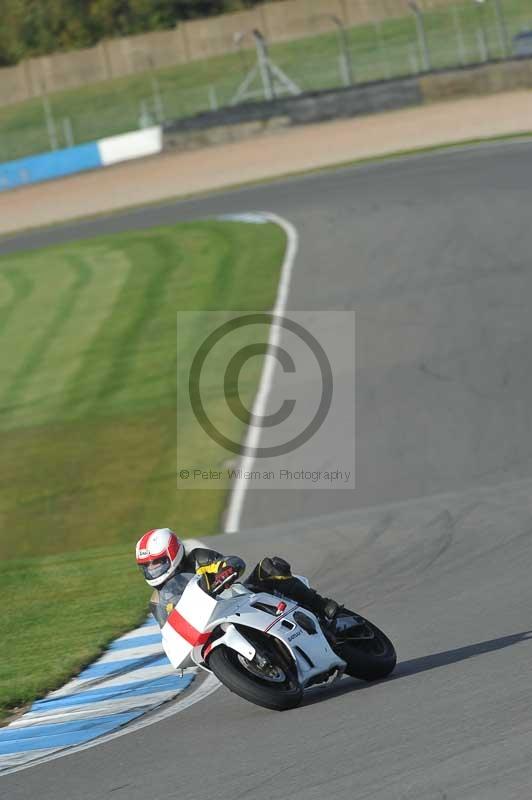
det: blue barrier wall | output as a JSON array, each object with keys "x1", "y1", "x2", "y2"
[{"x1": 0, "y1": 142, "x2": 102, "y2": 192}]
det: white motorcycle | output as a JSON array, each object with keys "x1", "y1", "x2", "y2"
[{"x1": 161, "y1": 573, "x2": 396, "y2": 711}]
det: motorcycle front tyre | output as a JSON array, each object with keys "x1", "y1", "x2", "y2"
[{"x1": 208, "y1": 645, "x2": 303, "y2": 711}]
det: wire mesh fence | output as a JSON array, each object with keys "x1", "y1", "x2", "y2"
[{"x1": 1, "y1": 0, "x2": 532, "y2": 163}]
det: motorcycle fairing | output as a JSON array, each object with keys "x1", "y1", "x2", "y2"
[
  {"x1": 161, "y1": 580, "x2": 217, "y2": 668},
  {"x1": 199, "y1": 590, "x2": 346, "y2": 687},
  {"x1": 161, "y1": 576, "x2": 346, "y2": 688}
]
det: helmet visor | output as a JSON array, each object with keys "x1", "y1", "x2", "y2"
[{"x1": 140, "y1": 556, "x2": 171, "y2": 581}]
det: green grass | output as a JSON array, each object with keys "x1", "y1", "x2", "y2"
[
  {"x1": 0, "y1": 219, "x2": 285, "y2": 720},
  {"x1": 0, "y1": 547, "x2": 150, "y2": 722},
  {"x1": 1, "y1": 0, "x2": 531, "y2": 161}
]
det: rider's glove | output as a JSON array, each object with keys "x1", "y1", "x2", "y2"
[{"x1": 211, "y1": 565, "x2": 238, "y2": 593}]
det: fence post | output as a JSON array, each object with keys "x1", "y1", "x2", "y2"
[
  {"x1": 208, "y1": 85, "x2": 219, "y2": 111},
  {"x1": 451, "y1": 5, "x2": 467, "y2": 66},
  {"x1": 100, "y1": 40, "x2": 113, "y2": 79},
  {"x1": 408, "y1": 46, "x2": 419, "y2": 74},
  {"x1": 138, "y1": 100, "x2": 154, "y2": 128},
  {"x1": 330, "y1": 15, "x2": 354, "y2": 86},
  {"x1": 374, "y1": 21, "x2": 392, "y2": 80},
  {"x1": 408, "y1": 1, "x2": 431, "y2": 73},
  {"x1": 339, "y1": 53, "x2": 349, "y2": 86},
  {"x1": 476, "y1": 28, "x2": 488, "y2": 62},
  {"x1": 21, "y1": 59, "x2": 33, "y2": 101},
  {"x1": 474, "y1": 0, "x2": 490, "y2": 61},
  {"x1": 62, "y1": 118, "x2": 74, "y2": 148},
  {"x1": 308, "y1": 13, "x2": 355, "y2": 87},
  {"x1": 41, "y1": 92, "x2": 58, "y2": 151},
  {"x1": 179, "y1": 22, "x2": 191, "y2": 64},
  {"x1": 493, "y1": 0, "x2": 510, "y2": 58},
  {"x1": 151, "y1": 74, "x2": 165, "y2": 122}
]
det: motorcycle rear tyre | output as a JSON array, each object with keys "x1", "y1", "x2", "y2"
[{"x1": 337, "y1": 617, "x2": 396, "y2": 682}]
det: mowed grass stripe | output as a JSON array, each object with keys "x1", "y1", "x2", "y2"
[
  {"x1": 93, "y1": 235, "x2": 185, "y2": 410},
  {"x1": 10, "y1": 250, "x2": 133, "y2": 429},
  {"x1": 0, "y1": 259, "x2": 77, "y2": 423},
  {"x1": 0, "y1": 220, "x2": 285, "y2": 719},
  {"x1": 0, "y1": 268, "x2": 33, "y2": 340},
  {"x1": 4, "y1": 255, "x2": 92, "y2": 425},
  {"x1": 61, "y1": 233, "x2": 186, "y2": 419}
]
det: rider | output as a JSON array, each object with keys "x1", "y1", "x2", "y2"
[{"x1": 135, "y1": 528, "x2": 340, "y2": 628}]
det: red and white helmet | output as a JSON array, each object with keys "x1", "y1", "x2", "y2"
[{"x1": 135, "y1": 528, "x2": 184, "y2": 587}]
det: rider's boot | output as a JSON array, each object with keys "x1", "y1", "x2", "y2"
[
  {"x1": 246, "y1": 556, "x2": 343, "y2": 626},
  {"x1": 321, "y1": 598, "x2": 342, "y2": 623},
  {"x1": 293, "y1": 588, "x2": 342, "y2": 627}
]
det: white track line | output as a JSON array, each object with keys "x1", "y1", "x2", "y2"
[
  {"x1": 224, "y1": 211, "x2": 299, "y2": 534},
  {"x1": 1, "y1": 674, "x2": 221, "y2": 777}
]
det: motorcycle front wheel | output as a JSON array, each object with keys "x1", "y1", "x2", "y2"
[{"x1": 208, "y1": 643, "x2": 303, "y2": 711}]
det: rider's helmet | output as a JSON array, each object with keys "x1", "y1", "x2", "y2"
[{"x1": 135, "y1": 528, "x2": 184, "y2": 587}]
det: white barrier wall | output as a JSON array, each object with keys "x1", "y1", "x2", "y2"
[{"x1": 98, "y1": 126, "x2": 163, "y2": 167}]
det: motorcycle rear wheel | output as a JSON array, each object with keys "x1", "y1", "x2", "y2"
[
  {"x1": 208, "y1": 644, "x2": 303, "y2": 711},
  {"x1": 335, "y1": 615, "x2": 396, "y2": 682}
]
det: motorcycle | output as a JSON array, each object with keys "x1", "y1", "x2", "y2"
[{"x1": 161, "y1": 573, "x2": 396, "y2": 711}]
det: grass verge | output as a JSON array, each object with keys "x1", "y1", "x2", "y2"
[{"x1": 0, "y1": 218, "x2": 285, "y2": 720}]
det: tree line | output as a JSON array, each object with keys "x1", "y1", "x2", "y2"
[{"x1": 0, "y1": 0, "x2": 279, "y2": 65}]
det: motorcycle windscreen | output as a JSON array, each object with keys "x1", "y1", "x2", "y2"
[{"x1": 161, "y1": 578, "x2": 218, "y2": 668}]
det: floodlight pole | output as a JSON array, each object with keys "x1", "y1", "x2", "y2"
[
  {"x1": 231, "y1": 29, "x2": 301, "y2": 105},
  {"x1": 234, "y1": 31, "x2": 250, "y2": 76},
  {"x1": 252, "y1": 29, "x2": 275, "y2": 100}
]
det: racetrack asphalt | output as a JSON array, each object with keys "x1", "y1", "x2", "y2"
[{"x1": 2, "y1": 140, "x2": 532, "y2": 798}]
